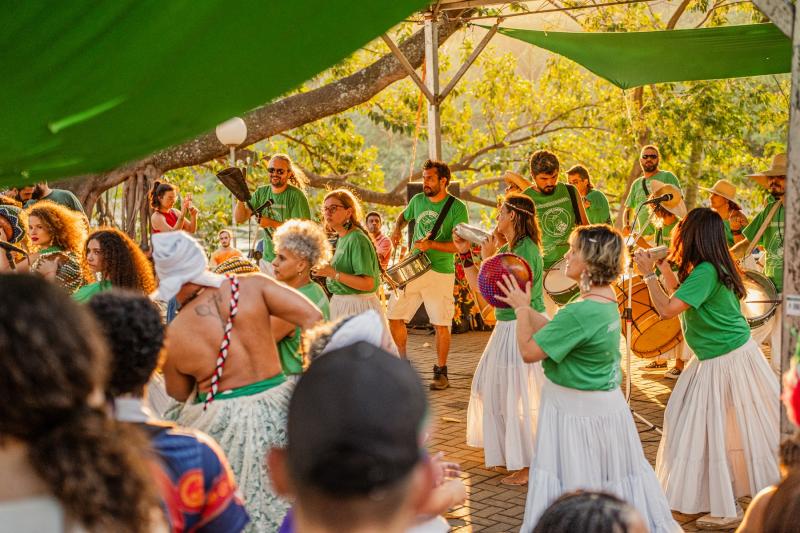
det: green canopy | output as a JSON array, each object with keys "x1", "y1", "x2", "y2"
[
  {"x1": 0, "y1": 0, "x2": 426, "y2": 185},
  {"x1": 490, "y1": 23, "x2": 790, "y2": 90}
]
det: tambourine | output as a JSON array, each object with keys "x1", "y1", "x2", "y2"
[{"x1": 454, "y1": 223, "x2": 491, "y2": 246}]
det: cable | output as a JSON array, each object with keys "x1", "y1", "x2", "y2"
[{"x1": 460, "y1": 0, "x2": 657, "y2": 21}]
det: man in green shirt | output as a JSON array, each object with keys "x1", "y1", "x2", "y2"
[
  {"x1": 732, "y1": 153, "x2": 786, "y2": 370},
  {"x1": 567, "y1": 164, "x2": 611, "y2": 225},
  {"x1": 234, "y1": 154, "x2": 311, "y2": 274},
  {"x1": 388, "y1": 159, "x2": 469, "y2": 390},
  {"x1": 25, "y1": 182, "x2": 86, "y2": 215},
  {"x1": 623, "y1": 145, "x2": 681, "y2": 238}
]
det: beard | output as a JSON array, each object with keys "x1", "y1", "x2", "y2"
[
  {"x1": 424, "y1": 185, "x2": 439, "y2": 197},
  {"x1": 32, "y1": 184, "x2": 47, "y2": 199},
  {"x1": 641, "y1": 161, "x2": 657, "y2": 173},
  {"x1": 540, "y1": 185, "x2": 556, "y2": 195}
]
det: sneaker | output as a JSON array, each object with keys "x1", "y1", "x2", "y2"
[
  {"x1": 430, "y1": 365, "x2": 449, "y2": 390},
  {"x1": 644, "y1": 360, "x2": 667, "y2": 369},
  {"x1": 695, "y1": 508, "x2": 743, "y2": 530},
  {"x1": 664, "y1": 367, "x2": 682, "y2": 380}
]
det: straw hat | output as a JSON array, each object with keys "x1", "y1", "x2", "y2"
[
  {"x1": 503, "y1": 171, "x2": 532, "y2": 191},
  {"x1": 648, "y1": 180, "x2": 686, "y2": 219},
  {"x1": 748, "y1": 153, "x2": 787, "y2": 188},
  {"x1": 700, "y1": 179, "x2": 739, "y2": 205}
]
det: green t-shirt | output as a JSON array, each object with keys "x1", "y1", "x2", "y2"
[
  {"x1": 494, "y1": 237, "x2": 546, "y2": 321},
  {"x1": 625, "y1": 171, "x2": 681, "y2": 235},
  {"x1": 278, "y1": 282, "x2": 330, "y2": 375},
  {"x1": 326, "y1": 230, "x2": 380, "y2": 295},
  {"x1": 250, "y1": 184, "x2": 311, "y2": 262},
  {"x1": 674, "y1": 262, "x2": 750, "y2": 359},
  {"x1": 742, "y1": 198, "x2": 784, "y2": 292},
  {"x1": 72, "y1": 280, "x2": 112, "y2": 303},
  {"x1": 723, "y1": 219, "x2": 735, "y2": 247},
  {"x1": 535, "y1": 300, "x2": 622, "y2": 391},
  {"x1": 403, "y1": 193, "x2": 468, "y2": 274},
  {"x1": 522, "y1": 183, "x2": 579, "y2": 269},
  {"x1": 584, "y1": 189, "x2": 611, "y2": 225},
  {"x1": 26, "y1": 189, "x2": 86, "y2": 214}
]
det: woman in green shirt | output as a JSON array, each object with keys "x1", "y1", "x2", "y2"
[
  {"x1": 498, "y1": 225, "x2": 679, "y2": 533},
  {"x1": 313, "y1": 189, "x2": 394, "y2": 349},
  {"x1": 453, "y1": 194, "x2": 545, "y2": 486},
  {"x1": 634, "y1": 207, "x2": 779, "y2": 529},
  {"x1": 74, "y1": 228, "x2": 156, "y2": 303},
  {"x1": 271, "y1": 219, "x2": 331, "y2": 376}
]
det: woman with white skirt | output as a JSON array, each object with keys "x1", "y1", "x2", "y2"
[
  {"x1": 498, "y1": 224, "x2": 680, "y2": 533},
  {"x1": 313, "y1": 189, "x2": 395, "y2": 349},
  {"x1": 454, "y1": 194, "x2": 545, "y2": 486},
  {"x1": 634, "y1": 207, "x2": 779, "y2": 530}
]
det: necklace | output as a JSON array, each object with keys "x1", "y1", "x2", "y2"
[
  {"x1": 177, "y1": 287, "x2": 206, "y2": 311},
  {"x1": 581, "y1": 290, "x2": 616, "y2": 302}
]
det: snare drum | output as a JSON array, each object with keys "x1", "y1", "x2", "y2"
[
  {"x1": 385, "y1": 253, "x2": 432, "y2": 289},
  {"x1": 741, "y1": 269, "x2": 778, "y2": 329},
  {"x1": 543, "y1": 258, "x2": 579, "y2": 306},
  {"x1": 616, "y1": 275, "x2": 683, "y2": 359}
]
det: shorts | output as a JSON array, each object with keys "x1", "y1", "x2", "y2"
[{"x1": 386, "y1": 269, "x2": 455, "y2": 326}]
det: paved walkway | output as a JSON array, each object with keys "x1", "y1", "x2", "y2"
[{"x1": 406, "y1": 328, "x2": 771, "y2": 532}]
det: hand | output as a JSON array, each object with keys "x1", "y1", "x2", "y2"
[
  {"x1": 494, "y1": 274, "x2": 532, "y2": 310},
  {"x1": 390, "y1": 229, "x2": 402, "y2": 247},
  {"x1": 414, "y1": 238, "x2": 432, "y2": 252},
  {"x1": 313, "y1": 264, "x2": 336, "y2": 278},
  {"x1": 633, "y1": 249, "x2": 656, "y2": 274},
  {"x1": 189, "y1": 205, "x2": 198, "y2": 216},
  {"x1": 583, "y1": 198, "x2": 591, "y2": 209},
  {"x1": 180, "y1": 201, "x2": 189, "y2": 215},
  {"x1": 480, "y1": 234, "x2": 497, "y2": 260},
  {"x1": 451, "y1": 231, "x2": 471, "y2": 254}
]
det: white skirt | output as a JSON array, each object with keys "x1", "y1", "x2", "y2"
[
  {"x1": 330, "y1": 293, "x2": 397, "y2": 353},
  {"x1": 655, "y1": 338, "x2": 780, "y2": 518},
  {"x1": 521, "y1": 379, "x2": 680, "y2": 533},
  {"x1": 467, "y1": 319, "x2": 543, "y2": 471}
]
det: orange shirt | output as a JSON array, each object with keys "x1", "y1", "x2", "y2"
[{"x1": 211, "y1": 247, "x2": 243, "y2": 266}]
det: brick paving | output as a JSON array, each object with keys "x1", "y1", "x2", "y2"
[{"x1": 406, "y1": 328, "x2": 774, "y2": 532}]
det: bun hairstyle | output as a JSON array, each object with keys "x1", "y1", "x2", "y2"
[{"x1": 148, "y1": 181, "x2": 175, "y2": 210}]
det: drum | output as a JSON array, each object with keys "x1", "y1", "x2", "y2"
[
  {"x1": 615, "y1": 275, "x2": 683, "y2": 359},
  {"x1": 385, "y1": 252, "x2": 431, "y2": 289},
  {"x1": 543, "y1": 258, "x2": 579, "y2": 306},
  {"x1": 741, "y1": 269, "x2": 778, "y2": 329}
]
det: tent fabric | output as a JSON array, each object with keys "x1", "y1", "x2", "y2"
[
  {"x1": 0, "y1": 0, "x2": 426, "y2": 185},
  {"x1": 488, "y1": 23, "x2": 790, "y2": 90}
]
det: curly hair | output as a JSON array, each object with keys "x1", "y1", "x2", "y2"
[
  {"x1": 274, "y1": 219, "x2": 333, "y2": 271},
  {"x1": 529, "y1": 149, "x2": 560, "y2": 176},
  {"x1": 503, "y1": 193, "x2": 541, "y2": 249},
  {"x1": 571, "y1": 225, "x2": 625, "y2": 286},
  {"x1": 88, "y1": 290, "x2": 165, "y2": 397},
  {"x1": 26, "y1": 200, "x2": 86, "y2": 255},
  {"x1": 148, "y1": 180, "x2": 175, "y2": 210},
  {"x1": 86, "y1": 228, "x2": 156, "y2": 294},
  {"x1": 422, "y1": 159, "x2": 452, "y2": 185},
  {"x1": 0, "y1": 194, "x2": 22, "y2": 207},
  {"x1": 533, "y1": 490, "x2": 643, "y2": 533},
  {"x1": 0, "y1": 274, "x2": 159, "y2": 533}
]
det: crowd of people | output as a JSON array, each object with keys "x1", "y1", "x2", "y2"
[{"x1": 0, "y1": 145, "x2": 797, "y2": 533}]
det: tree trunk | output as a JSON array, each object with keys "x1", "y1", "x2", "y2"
[{"x1": 614, "y1": 86, "x2": 650, "y2": 228}]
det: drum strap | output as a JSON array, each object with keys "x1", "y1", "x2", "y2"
[
  {"x1": 566, "y1": 184, "x2": 586, "y2": 226},
  {"x1": 744, "y1": 199, "x2": 783, "y2": 258},
  {"x1": 427, "y1": 195, "x2": 456, "y2": 241}
]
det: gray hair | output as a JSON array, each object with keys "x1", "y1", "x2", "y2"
[{"x1": 273, "y1": 219, "x2": 332, "y2": 270}]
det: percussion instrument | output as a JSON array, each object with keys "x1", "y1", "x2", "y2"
[
  {"x1": 454, "y1": 223, "x2": 491, "y2": 246},
  {"x1": 385, "y1": 252, "x2": 432, "y2": 289},
  {"x1": 478, "y1": 253, "x2": 532, "y2": 309},
  {"x1": 543, "y1": 258, "x2": 579, "y2": 306},
  {"x1": 616, "y1": 275, "x2": 683, "y2": 358},
  {"x1": 741, "y1": 269, "x2": 779, "y2": 329}
]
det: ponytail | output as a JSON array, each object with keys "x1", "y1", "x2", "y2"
[{"x1": 148, "y1": 181, "x2": 174, "y2": 210}]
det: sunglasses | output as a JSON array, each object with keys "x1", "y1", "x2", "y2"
[
  {"x1": 267, "y1": 168, "x2": 287, "y2": 175},
  {"x1": 641, "y1": 154, "x2": 658, "y2": 160}
]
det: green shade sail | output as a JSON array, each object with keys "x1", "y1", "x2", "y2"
[
  {"x1": 490, "y1": 23, "x2": 790, "y2": 90},
  {"x1": 0, "y1": 0, "x2": 426, "y2": 185}
]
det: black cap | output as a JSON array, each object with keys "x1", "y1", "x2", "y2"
[{"x1": 288, "y1": 342, "x2": 427, "y2": 496}]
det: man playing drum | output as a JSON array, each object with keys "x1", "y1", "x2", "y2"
[
  {"x1": 521, "y1": 150, "x2": 589, "y2": 316},
  {"x1": 731, "y1": 153, "x2": 787, "y2": 371},
  {"x1": 388, "y1": 159, "x2": 469, "y2": 390}
]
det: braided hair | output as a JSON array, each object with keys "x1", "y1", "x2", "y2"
[{"x1": 533, "y1": 490, "x2": 643, "y2": 533}]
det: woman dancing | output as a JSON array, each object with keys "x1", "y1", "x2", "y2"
[
  {"x1": 149, "y1": 180, "x2": 198, "y2": 234},
  {"x1": 498, "y1": 224, "x2": 679, "y2": 533},
  {"x1": 453, "y1": 193, "x2": 545, "y2": 486},
  {"x1": 634, "y1": 207, "x2": 779, "y2": 530}
]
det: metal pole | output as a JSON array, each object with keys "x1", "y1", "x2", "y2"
[
  {"x1": 230, "y1": 146, "x2": 237, "y2": 248},
  {"x1": 424, "y1": 12, "x2": 442, "y2": 160}
]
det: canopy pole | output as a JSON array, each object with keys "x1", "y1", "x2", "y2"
[
  {"x1": 381, "y1": 34, "x2": 436, "y2": 104},
  {"x1": 424, "y1": 11, "x2": 442, "y2": 160},
  {"x1": 440, "y1": 21, "x2": 500, "y2": 101}
]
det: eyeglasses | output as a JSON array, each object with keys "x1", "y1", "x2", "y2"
[
  {"x1": 322, "y1": 204, "x2": 346, "y2": 213},
  {"x1": 267, "y1": 167, "x2": 287, "y2": 175},
  {"x1": 641, "y1": 154, "x2": 658, "y2": 160}
]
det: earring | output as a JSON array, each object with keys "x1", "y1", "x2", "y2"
[
  {"x1": 343, "y1": 219, "x2": 352, "y2": 230},
  {"x1": 579, "y1": 269, "x2": 592, "y2": 293}
]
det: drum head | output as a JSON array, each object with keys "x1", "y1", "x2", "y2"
[{"x1": 742, "y1": 270, "x2": 778, "y2": 328}]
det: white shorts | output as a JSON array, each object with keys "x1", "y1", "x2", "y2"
[{"x1": 386, "y1": 269, "x2": 455, "y2": 326}]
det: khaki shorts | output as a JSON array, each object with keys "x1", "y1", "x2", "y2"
[{"x1": 386, "y1": 269, "x2": 455, "y2": 326}]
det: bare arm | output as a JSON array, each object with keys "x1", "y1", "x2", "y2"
[
  {"x1": 270, "y1": 316, "x2": 298, "y2": 343},
  {"x1": 151, "y1": 209, "x2": 186, "y2": 233},
  {"x1": 633, "y1": 250, "x2": 689, "y2": 319},
  {"x1": 494, "y1": 274, "x2": 551, "y2": 363},
  {"x1": 234, "y1": 200, "x2": 252, "y2": 224},
  {"x1": 390, "y1": 212, "x2": 408, "y2": 247},
  {"x1": 162, "y1": 347, "x2": 196, "y2": 402},
  {"x1": 657, "y1": 260, "x2": 680, "y2": 292},
  {"x1": 315, "y1": 264, "x2": 376, "y2": 292},
  {"x1": 262, "y1": 277, "x2": 323, "y2": 330},
  {"x1": 182, "y1": 208, "x2": 198, "y2": 233}
]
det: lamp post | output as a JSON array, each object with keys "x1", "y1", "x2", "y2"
[{"x1": 215, "y1": 117, "x2": 247, "y2": 247}]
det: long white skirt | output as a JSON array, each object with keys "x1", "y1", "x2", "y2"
[
  {"x1": 330, "y1": 293, "x2": 396, "y2": 352},
  {"x1": 521, "y1": 379, "x2": 680, "y2": 533},
  {"x1": 166, "y1": 381, "x2": 294, "y2": 533},
  {"x1": 655, "y1": 338, "x2": 780, "y2": 518},
  {"x1": 466, "y1": 319, "x2": 543, "y2": 471}
]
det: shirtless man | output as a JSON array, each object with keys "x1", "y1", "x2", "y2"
[{"x1": 151, "y1": 231, "x2": 322, "y2": 532}]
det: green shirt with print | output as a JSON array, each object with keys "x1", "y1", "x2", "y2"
[
  {"x1": 674, "y1": 262, "x2": 750, "y2": 359},
  {"x1": 326, "y1": 230, "x2": 380, "y2": 295},
  {"x1": 534, "y1": 300, "x2": 622, "y2": 391},
  {"x1": 72, "y1": 280, "x2": 112, "y2": 303},
  {"x1": 742, "y1": 198, "x2": 784, "y2": 292},
  {"x1": 584, "y1": 189, "x2": 611, "y2": 225},
  {"x1": 249, "y1": 184, "x2": 311, "y2": 262},
  {"x1": 403, "y1": 193, "x2": 469, "y2": 274},
  {"x1": 494, "y1": 236, "x2": 546, "y2": 321},
  {"x1": 624, "y1": 171, "x2": 681, "y2": 236},
  {"x1": 26, "y1": 189, "x2": 86, "y2": 215},
  {"x1": 278, "y1": 282, "x2": 330, "y2": 375},
  {"x1": 522, "y1": 183, "x2": 580, "y2": 269}
]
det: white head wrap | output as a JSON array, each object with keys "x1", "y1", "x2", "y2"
[
  {"x1": 321, "y1": 310, "x2": 389, "y2": 355},
  {"x1": 151, "y1": 231, "x2": 225, "y2": 301}
]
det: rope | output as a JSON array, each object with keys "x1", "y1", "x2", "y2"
[
  {"x1": 204, "y1": 274, "x2": 241, "y2": 410},
  {"x1": 461, "y1": 0, "x2": 657, "y2": 21},
  {"x1": 408, "y1": 61, "x2": 427, "y2": 180}
]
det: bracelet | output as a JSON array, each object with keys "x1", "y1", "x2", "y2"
[
  {"x1": 334, "y1": 271, "x2": 341, "y2": 282},
  {"x1": 458, "y1": 251, "x2": 473, "y2": 261},
  {"x1": 642, "y1": 272, "x2": 657, "y2": 282}
]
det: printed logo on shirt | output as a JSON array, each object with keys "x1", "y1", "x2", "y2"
[
  {"x1": 540, "y1": 206, "x2": 571, "y2": 238},
  {"x1": 416, "y1": 209, "x2": 440, "y2": 239}
]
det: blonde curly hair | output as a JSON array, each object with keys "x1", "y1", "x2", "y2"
[
  {"x1": 273, "y1": 219, "x2": 332, "y2": 271},
  {"x1": 571, "y1": 225, "x2": 625, "y2": 286}
]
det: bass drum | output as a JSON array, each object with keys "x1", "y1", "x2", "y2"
[
  {"x1": 615, "y1": 275, "x2": 683, "y2": 359},
  {"x1": 741, "y1": 269, "x2": 778, "y2": 338},
  {"x1": 543, "y1": 258, "x2": 579, "y2": 306}
]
